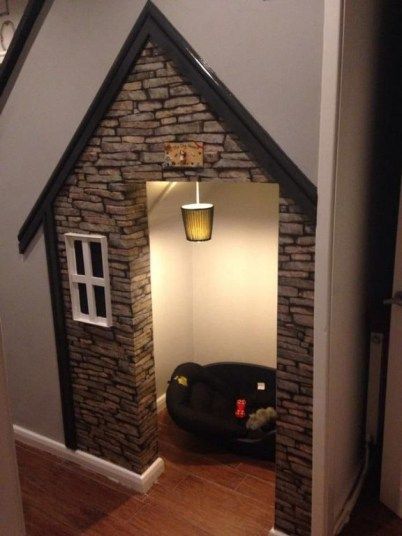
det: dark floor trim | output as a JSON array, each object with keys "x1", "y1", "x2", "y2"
[
  {"x1": 18, "y1": 0, "x2": 317, "y2": 253},
  {"x1": 0, "y1": 0, "x2": 47, "y2": 97},
  {"x1": 43, "y1": 209, "x2": 77, "y2": 449}
]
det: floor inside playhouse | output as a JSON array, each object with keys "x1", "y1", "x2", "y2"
[{"x1": 156, "y1": 408, "x2": 276, "y2": 532}]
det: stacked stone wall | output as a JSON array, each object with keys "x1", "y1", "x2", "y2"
[{"x1": 53, "y1": 41, "x2": 315, "y2": 535}]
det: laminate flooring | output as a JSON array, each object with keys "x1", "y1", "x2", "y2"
[{"x1": 18, "y1": 410, "x2": 275, "y2": 535}]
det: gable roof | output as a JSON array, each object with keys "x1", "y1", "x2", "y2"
[{"x1": 18, "y1": 1, "x2": 317, "y2": 253}]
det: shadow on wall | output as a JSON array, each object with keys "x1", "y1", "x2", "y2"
[{"x1": 146, "y1": 181, "x2": 279, "y2": 399}]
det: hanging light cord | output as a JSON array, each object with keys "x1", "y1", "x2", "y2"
[{"x1": 196, "y1": 181, "x2": 200, "y2": 204}]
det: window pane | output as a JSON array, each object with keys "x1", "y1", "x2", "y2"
[
  {"x1": 74, "y1": 240, "x2": 85, "y2": 275},
  {"x1": 90, "y1": 242, "x2": 104, "y2": 277},
  {"x1": 94, "y1": 286, "x2": 106, "y2": 318},
  {"x1": 78, "y1": 283, "x2": 89, "y2": 314}
]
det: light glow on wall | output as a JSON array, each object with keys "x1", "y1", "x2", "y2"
[{"x1": 147, "y1": 181, "x2": 279, "y2": 398}]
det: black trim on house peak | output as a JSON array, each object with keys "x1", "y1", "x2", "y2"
[
  {"x1": 0, "y1": 0, "x2": 47, "y2": 99},
  {"x1": 18, "y1": 0, "x2": 317, "y2": 253}
]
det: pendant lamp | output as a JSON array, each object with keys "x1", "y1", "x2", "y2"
[{"x1": 181, "y1": 181, "x2": 214, "y2": 242}]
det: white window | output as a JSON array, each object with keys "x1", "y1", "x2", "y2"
[{"x1": 64, "y1": 233, "x2": 112, "y2": 327}]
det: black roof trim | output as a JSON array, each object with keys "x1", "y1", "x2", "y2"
[
  {"x1": 0, "y1": 0, "x2": 47, "y2": 99},
  {"x1": 18, "y1": 1, "x2": 317, "y2": 253}
]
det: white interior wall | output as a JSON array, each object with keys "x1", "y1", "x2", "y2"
[
  {"x1": 0, "y1": 0, "x2": 322, "y2": 448},
  {"x1": 148, "y1": 182, "x2": 278, "y2": 398},
  {"x1": 313, "y1": 0, "x2": 380, "y2": 533},
  {"x1": 192, "y1": 183, "x2": 279, "y2": 368},
  {"x1": 146, "y1": 183, "x2": 194, "y2": 399}
]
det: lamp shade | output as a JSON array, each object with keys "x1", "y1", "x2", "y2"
[{"x1": 181, "y1": 203, "x2": 214, "y2": 241}]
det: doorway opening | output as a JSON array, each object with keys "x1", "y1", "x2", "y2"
[{"x1": 147, "y1": 181, "x2": 279, "y2": 522}]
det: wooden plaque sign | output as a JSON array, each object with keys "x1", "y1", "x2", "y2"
[{"x1": 164, "y1": 141, "x2": 204, "y2": 168}]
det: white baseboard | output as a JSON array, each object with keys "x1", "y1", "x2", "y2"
[
  {"x1": 157, "y1": 393, "x2": 166, "y2": 413},
  {"x1": 14, "y1": 425, "x2": 164, "y2": 493},
  {"x1": 268, "y1": 528, "x2": 289, "y2": 536}
]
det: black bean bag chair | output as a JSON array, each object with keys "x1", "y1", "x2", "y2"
[{"x1": 166, "y1": 361, "x2": 276, "y2": 459}]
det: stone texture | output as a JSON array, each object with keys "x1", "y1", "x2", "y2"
[{"x1": 52, "y1": 41, "x2": 315, "y2": 536}]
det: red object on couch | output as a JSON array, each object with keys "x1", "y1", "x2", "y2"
[{"x1": 235, "y1": 399, "x2": 247, "y2": 419}]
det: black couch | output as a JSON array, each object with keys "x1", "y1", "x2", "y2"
[{"x1": 166, "y1": 361, "x2": 276, "y2": 459}]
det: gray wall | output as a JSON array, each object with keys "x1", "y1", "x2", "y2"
[
  {"x1": 0, "y1": 0, "x2": 323, "y2": 441},
  {"x1": 152, "y1": 0, "x2": 323, "y2": 182},
  {"x1": 0, "y1": 321, "x2": 25, "y2": 535}
]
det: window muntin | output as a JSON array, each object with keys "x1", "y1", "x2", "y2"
[{"x1": 65, "y1": 233, "x2": 112, "y2": 327}]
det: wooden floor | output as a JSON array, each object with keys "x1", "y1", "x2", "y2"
[
  {"x1": 17, "y1": 410, "x2": 402, "y2": 535},
  {"x1": 18, "y1": 410, "x2": 275, "y2": 535},
  {"x1": 340, "y1": 469, "x2": 402, "y2": 536},
  {"x1": 341, "y1": 500, "x2": 402, "y2": 536}
]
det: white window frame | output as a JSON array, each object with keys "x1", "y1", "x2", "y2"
[{"x1": 64, "y1": 233, "x2": 112, "y2": 327}]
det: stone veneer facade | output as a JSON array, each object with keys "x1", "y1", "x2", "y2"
[{"x1": 53, "y1": 42, "x2": 315, "y2": 536}]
